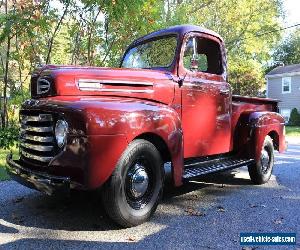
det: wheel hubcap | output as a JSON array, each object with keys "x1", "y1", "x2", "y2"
[
  {"x1": 129, "y1": 164, "x2": 149, "y2": 198},
  {"x1": 261, "y1": 148, "x2": 270, "y2": 173}
]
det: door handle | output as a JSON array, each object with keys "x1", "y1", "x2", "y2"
[{"x1": 220, "y1": 89, "x2": 229, "y2": 95}]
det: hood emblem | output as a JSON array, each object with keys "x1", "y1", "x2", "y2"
[{"x1": 37, "y1": 78, "x2": 51, "y2": 94}]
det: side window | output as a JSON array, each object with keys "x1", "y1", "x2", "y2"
[
  {"x1": 183, "y1": 36, "x2": 223, "y2": 75},
  {"x1": 282, "y1": 77, "x2": 291, "y2": 94}
]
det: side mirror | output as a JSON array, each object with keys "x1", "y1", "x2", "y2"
[{"x1": 190, "y1": 56, "x2": 198, "y2": 71}]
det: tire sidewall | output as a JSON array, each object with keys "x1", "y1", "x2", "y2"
[
  {"x1": 249, "y1": 136, "x2": 274, "y2": 184},
  {"x1": 114, "y1": 140, "x2": 164, "y2": 226},
  {"x1": 259, "y1": 137, "x2": 274, "y2": 182}
]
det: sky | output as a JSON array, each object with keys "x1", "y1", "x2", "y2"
[{"x1": 282, "y1": 0, "x2": 300, "y2": 25}]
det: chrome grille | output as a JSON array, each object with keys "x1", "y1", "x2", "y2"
[{"x1": 19, "y1": 112, "x2": 56, "y2": 166}]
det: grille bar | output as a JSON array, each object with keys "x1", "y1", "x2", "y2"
[
  {"x1": 20, "y1": 142, "x2": 53, "y2": 152},
  {"x1": 20, "y1": 114, "x2": 53, "y2": 123},
  {"x1": 21, "y1": 125, "x2": 53, "y2": 133},
  {"x1": 21, "y1": 134, "x2": 54, "y2": 143},
  {"x1": 20, "y1": 150, "x2": 53, "y2": 163},
  {"x1": 19, "y1": 111, "x2": 55, "y2": 166}
]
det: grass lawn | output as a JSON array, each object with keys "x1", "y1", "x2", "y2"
[
  {"x1": 286, "y1": 126, "x2": 300, "y2": 137},
  {"x1": 0, "y1": 147, "x2": 18, "y2": 181}
]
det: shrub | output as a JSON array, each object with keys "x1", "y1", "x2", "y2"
[
  {"x1": 289, "y1": 108, "x2": 300, "y2": 126},
  {"x1": 0, "y1": 126, "x2": 19, "y2": 149}
]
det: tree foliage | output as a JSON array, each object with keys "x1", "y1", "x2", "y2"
[
  {"x1": 0, "y1": 125, "x2": 19, "y2": 149},
  {"x1": 229, "y1": 60, "x2": 265, "y2": 96},
  {"x1": 0, "y1": 0, "x2": 286, "y2": 134},
  {"x1": 289, "y1": 108, "x2": 300, "y2": 126},
  {"x1": 273, "y1": 28, "x2": 300, "y2": 65}
]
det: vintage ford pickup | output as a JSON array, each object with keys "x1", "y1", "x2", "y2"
[{"x1": 6, "y1": 25, "x2": 286, "y2": 227}]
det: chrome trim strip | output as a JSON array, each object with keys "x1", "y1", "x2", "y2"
[
  {"x1": 78, "y1": 79, "x2": 153, "y2": 86},
  {"x1": 21, "y1": 151, "x2": 52, "y2": 162},
  {"x1": 20, "y1": 142, "x2": 53, "y2": 152},
  {"x1": 78, "y1": 88, "x2": 154, "y2": 93},
  {"x1": 21, "y1": 134, "x2": 54, "y2": 143}
]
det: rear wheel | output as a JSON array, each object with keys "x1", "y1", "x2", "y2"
[
  {"x1": 248, "y1": 135, "x2": 274, "y2": 184},
  {"x1": 101, "y1": 139, "x2": 164, "y2": 227}
]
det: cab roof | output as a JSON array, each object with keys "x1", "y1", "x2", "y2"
[{"x1": 131, "y1": 25, "x2": 224, "y2": 46}]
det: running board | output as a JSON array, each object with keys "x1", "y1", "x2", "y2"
[{"x1": 183, "y1": 157, "x2": 254, "y2": 180}]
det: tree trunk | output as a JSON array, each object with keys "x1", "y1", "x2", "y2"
[
  {"x1": 15, "y1": 33, "x2": 24, "y2": 97},
  {"x1": 87, "y1": 8, "x2": 101, "y2": 66},
  {"x1": 45, "y1": 0, "x2": 70, "y2": 64},
  {"x1": 2, "y1": 0, "x2": 11, "y2": 128},
  {"x1": 71, "y1": 31, "x2": 80, "y2": 65}
]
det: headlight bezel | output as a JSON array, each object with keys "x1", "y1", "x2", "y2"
[{"x1": 55, "y1": 119, "x2": 68, "y2": 148}]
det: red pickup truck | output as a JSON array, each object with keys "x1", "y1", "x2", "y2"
[{"x1": 7, "y1": 25, "x2": 286, "y2": 227}]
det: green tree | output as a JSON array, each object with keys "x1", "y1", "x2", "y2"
[
  {"x1": 273, "y1": 28, "x2": 300, "y2": 65},
  {"x1": 0, "y1": 0, "x2": 286, "y2": 132},
  {"x1": 289, "y1": 108, "x2": 300, "y2": 126},
  {"x1": 229, "y1": 60, "x2": 265, "y2": 96},
  {"x1": 159, "y1": 0, "x2": 283, "y2": 95}
]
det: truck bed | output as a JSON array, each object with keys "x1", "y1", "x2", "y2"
[
  {"x1": 232, "y1": 95, "x2": 279, "y2": 121},
  {"x1": 232, "y1": 95, "x2": 280, "y2": 107}
]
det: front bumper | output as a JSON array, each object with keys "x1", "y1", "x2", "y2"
[{"x1": 6, "y1": 154, "x2": 70, "y2": 196}]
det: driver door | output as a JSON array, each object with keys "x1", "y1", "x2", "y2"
[{"x1": 181, "y1": 34, "x2": 231, "y2": 158}]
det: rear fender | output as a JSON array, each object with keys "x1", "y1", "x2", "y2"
[{"x1": 237, "y1": 111, "x2": 286, "y2": 162}]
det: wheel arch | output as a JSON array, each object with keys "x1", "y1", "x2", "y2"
[
  {"x1": 249, "y1": 112, "x2": 285, "y2": 161},
  {"x1": 84, "y1": 100, "x2": 184, "y2": 187},
  {"x1": 134, "y1": 132, "x2": 176, "y2": 185},
  {"x1": 268, "y1": 130, "x2": 279, "y2": 151},
  {"x1": 234, "y1": 111, "x2": 286, "y2": 161},
  {"x1": 135, "y1": 133, "x2": 172, "y2": 163}
]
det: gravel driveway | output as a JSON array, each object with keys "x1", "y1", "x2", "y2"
[{"x1": 0, "y1": 145, "x2": 299, "y2": 250}]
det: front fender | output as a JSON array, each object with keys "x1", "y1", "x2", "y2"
[
  {"x1": 21, "y1": 97, "x2": 184, "y2": 188},
  {"x1": 84, "y1": 99, "x2": 184, "y2": 187}
]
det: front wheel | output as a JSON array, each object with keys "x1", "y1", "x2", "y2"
[
  {"x1": 248, "y1": 135, "x2": 274, "y2": 184},
  {"x1": 101, "y1": 139, "x2": 164, "y2": 227}
]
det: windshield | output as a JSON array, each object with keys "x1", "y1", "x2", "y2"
[{"x1": 121, "y1": 36, "x2": 177, "y2": 69}]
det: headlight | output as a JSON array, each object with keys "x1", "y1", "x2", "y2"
[{"x1": 55, "y1": 119, "x2": 68, "y2": 148}]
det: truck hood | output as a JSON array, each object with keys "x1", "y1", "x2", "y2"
[{"x1": 32, "y1": 65, "x2": 176, "y2": 105}]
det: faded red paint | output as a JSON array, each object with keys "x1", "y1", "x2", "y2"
[{"x1": 16, "y1": 25, "x2": 286, "y2": 189}]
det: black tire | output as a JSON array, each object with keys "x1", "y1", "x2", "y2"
[
  {"x1": 248, "y1": 135, "x2": 274, "y2": 184},
  {"x1": 101, "y1": 139, "x2": 164, "y2": 227}
]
